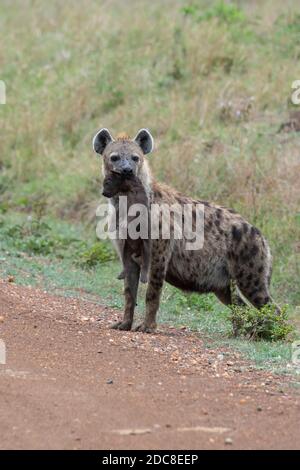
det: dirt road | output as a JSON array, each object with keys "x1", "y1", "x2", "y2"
[{"x1": 0, "y1": 279, "x2": 299, "y2": 450}]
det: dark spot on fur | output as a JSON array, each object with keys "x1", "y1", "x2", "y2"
[
  {"x1": 249, "y1": 261, "x2": 254, "y2": 269},
  {"x1": 253, "y1": 296, "x2": 262, "y2": 306},
  {"x1": 216, "y1": 209, "x2": 223, "y2": 219},
  {"x1": 249, "y1": 288, "x2": 261, "y2": 298},
  {"x1": 258, "y1": 265, "x2": 264, "y2": 273},
  {"x1": 221, "y1": 265, "x2": 229, "y2": 277},
  {"x1": 205, "y1": 220, "x2": 213, "y2": 231},
  {"x1": 198, "y1": 200, "x2": 210, "y2": 207},
  {"x1": 243, "y1": 223, "x2": 249, "y2": 234},
  {"x1": 232, "y1": 225, "x2": 242, "y2": 243},
  {"x1": 247, "y1": 273, "x2": 253, "y2": 282},
  {"x1": 250, "y1": 226, "x2": 261, "y2": 238},
  {"x1": 146, "y1": 291, "x2": 156, "y2": 302},
  {"x1": 240, "y1": 249, "x2": 250, "y2": 263},
  {"x1": 250, "y1": 245, "x2": 259, "y2": 257}
]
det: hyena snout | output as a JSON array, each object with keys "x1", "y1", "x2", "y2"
[{"x1": 121, "y1": 165, "x2": 133, "y2": 176}]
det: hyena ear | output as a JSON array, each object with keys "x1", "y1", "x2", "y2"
[
  {"x1": 92, "y1": 128, "x2": 114, "y2": 155},
  {"x1": 134, "y1": 128, "x2": 154, "y2": 154}
]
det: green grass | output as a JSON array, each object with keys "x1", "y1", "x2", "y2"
[{"x1": 0, "y1": 1, "x2": 299, "y2": 372}]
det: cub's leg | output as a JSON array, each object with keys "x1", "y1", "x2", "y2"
[
  {"x1": 112, "y1": 239, "x2": 125, "y2": 280},
  {"x1": 140, "y1": 239, "x2": 151, "y2": 284}
]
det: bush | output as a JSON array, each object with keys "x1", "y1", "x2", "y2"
[
  {"x1": 77, "y1": 243, "x2": 116, "y2": 269},
  {"x1": 230, "y1": 304, "x2": 294, "y2": 341}
]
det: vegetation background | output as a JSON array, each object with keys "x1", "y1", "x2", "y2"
[{"x1": 0, "y1": 0, "x2": 299, "y2": 367}]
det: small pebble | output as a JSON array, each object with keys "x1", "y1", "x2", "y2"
[
  {"x1": 225, "y1": 437, "x2": 233, "y2": 445},
  {"x1": 106, "y1": 379, "x2": 113, "y2": 384}
]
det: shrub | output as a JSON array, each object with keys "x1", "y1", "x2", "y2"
[
  {"x1": 77, "y1": 242, "x2": 116, "y2": 268},
  {"x1": 230, "y1": 303, "x2": 294, "y2": 341}
]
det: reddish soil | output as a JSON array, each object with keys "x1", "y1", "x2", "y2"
[{"x1": 0, "y1": 279, "x2": 299, "y2": 450}]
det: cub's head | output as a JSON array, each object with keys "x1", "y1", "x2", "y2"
[{"x1": 92, "y1": 128, "x2": 154, "y2": 178}]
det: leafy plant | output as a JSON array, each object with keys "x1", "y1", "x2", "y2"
[
  {"x1": 230, "y1": 304, "x2": 295, "y2": 341},
  {"x1": 77, "y1": 242, "x2": 116, "y2": 268},
  {"x1": 3, "y1": 217, "x2": 83, "y2": 257}
]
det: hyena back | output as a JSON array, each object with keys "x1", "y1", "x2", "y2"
[{"x1": 93, "y1": 128, "x2": 274, "y2": 333}]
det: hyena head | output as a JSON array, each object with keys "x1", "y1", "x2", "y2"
[{"x1": 92, "y1": 128, "x2": 154, "y2": 182}]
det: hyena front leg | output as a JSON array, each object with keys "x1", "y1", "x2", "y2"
[
  {"x1": 134, "y1": 240, "x2": 170, "y2": 333},
  {"x1": 111, "y1": 244, "x2": 140, "y2": 331}
]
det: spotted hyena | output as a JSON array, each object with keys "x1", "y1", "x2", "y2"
[{"x1": 93, "y1": 128, "x2": 276, "y2": 333}]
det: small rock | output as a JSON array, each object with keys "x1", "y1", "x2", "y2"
[
  {"x1": 8, "y1": 275, "x2": 15, "y2": 283},
  {"x1": 225, "y1": 437, "x2": 233, "y2": 445},
  {"x1": 106, "y1": 379, "x2": 113, "y2": 384},
  {"x1": 257, "y1": 406, "x2": 263, "y2": 412},
  {"x1": 0, "y1": 316, "x2": 4, "y2": 323}
]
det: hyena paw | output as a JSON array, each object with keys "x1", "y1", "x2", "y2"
[
  {"x1": 110, "y1": 320, "x2": 132, "y2": 331},
  {"x1": 134, "y1": 322, "x2": 157, "y2": 334}
]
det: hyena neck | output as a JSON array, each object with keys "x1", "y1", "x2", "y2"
[{"x1": 137, "y1": 160, "x2": 152, "y2": 201}]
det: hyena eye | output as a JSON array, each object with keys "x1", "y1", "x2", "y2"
[
  {"x1": 132, "y1": 155, "x2": 139, "y2": 162},
  {"x1": 110, "y1": 155, "x2": 120, "y2": 162}
]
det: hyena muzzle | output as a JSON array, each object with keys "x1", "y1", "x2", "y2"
[{"x1": 93, "y1": 128, "x2": 277, "y2": 333}]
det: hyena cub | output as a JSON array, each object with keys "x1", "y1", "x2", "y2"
[{"x1": 102, "y1": 172, "x2": 151, "y2": 284}]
